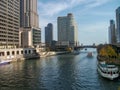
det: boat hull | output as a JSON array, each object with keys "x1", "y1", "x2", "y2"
[
  {"x1": 97, "y1": 67, "x2": 119, "y2": 80},
  {"x1": 0, "y1": 60, "x2": 11, "y2": 66},
  {"x1": 97, "y1": 61, "x2": 119, "y2": 80}
]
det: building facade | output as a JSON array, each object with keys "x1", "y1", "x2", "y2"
[
  {"x1": 20, "y1": 0, "x2": 41, "y2": 48},
  {"x1": 45, "y1": 23, "x2": 53, "y2": 47},
  {"x1": 108, "y1": 20, "x2": 116, "y2": 44},
  {"x1": 57, "y1": 13, "x2": 78, "y2": 47},
  {"x1": 116, "y1": 7, "x2": 120, "y2": 43},
  {"x1": 0, "y1": 0, "x2": 20, "y2": 49}
]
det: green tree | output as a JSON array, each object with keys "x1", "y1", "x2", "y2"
[{"x1": 99, "y1": 45, "x2": 117, "y2": 58}]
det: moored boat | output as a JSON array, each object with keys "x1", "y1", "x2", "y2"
[
  {"x1": 0, "y1": 57, "x2": 12, "y2": 66},
  {"x1": 97, "y1": 61, "x2": 119, "y2": 80},
  {"x1": 0, "y1": 60, "x2": 11, "y2": 65}
]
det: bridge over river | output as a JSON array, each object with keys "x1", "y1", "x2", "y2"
[{"x1": 74, "y1": 45, "x2": 97, "y2": 49}]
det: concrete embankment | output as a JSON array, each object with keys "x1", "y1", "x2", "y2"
[
  {"x1": 39, "y1": 51, "x2": 70, "y2": 57},
  {"x1": 0, "y1": 48, "x2": 40, "y2": 62}
]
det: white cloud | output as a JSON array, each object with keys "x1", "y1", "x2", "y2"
[
  {"x1": 37, "y1": 0, "x2": 113, "y2": 43},
  {"x1": 38, "y1": 2, "x2": 68, "y2": 16},
  {"x1": 38, "y1": 0, "x2": 90, "y2": 16},
  {"x1": 85, "y1": 0, "x2": 111, "y2": 8}
]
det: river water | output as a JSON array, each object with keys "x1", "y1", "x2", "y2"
[{"x1": 0, "y1": 48, "x2": 120, "y2": 90}]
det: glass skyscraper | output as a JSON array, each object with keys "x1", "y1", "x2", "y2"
[
  {"x1": 116, "y1": 7, "x2": 120, "y2": 43},
  {"x1": 108, "y1": 20, "x2": 116, "y2": 44},
  {"x1": 45, "y1": 23, "x2": 53, "y2": 47}
]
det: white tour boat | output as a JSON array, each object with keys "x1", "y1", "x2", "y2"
[{"x1": 97, "y1": 61, "x2": 119, "y2": 80}]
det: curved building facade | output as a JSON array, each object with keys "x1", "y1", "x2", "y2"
[{"x1": 57, "y1": 13, "x2": 78, "y2": 47}]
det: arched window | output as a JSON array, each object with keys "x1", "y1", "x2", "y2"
[
  {"x1": 25, "y1": 50, "x2": 27, "y2": 54},
  {"x1": 17, "y1": 51, "x2": 19, "y2": 55},
  {"x1": 12, "y1": 51, "x2": 15, "y2": 55},
  {"x1": 7, "y1": 51, "x2": 10, "y2": 55},
  {"x1": 29, "y1": 50, "x2": 31, "y2": 54},
  {"x1": 21, "y1": 50, "x2": 23, "y2": 54}
]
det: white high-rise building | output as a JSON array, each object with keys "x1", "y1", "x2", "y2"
[
  {"x1": 57, "y1": 13, "x2": 78, "y2": 46},
  {"x1": 116, "y1": 7, "x2": 120, "y2": 43}
]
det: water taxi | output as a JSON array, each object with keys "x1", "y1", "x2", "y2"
[
  {"x1": 97, "y1": 61, "x2": 119, "y2": 80},
  {"x1": 87, "y1": 52, "x2": 93, "y2": 57}
]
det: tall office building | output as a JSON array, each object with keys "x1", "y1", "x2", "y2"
[
  {"x1": 108, "y1": 20, "x2": 116, "y2": 44},
  {"x1": 20, "y1": 0, "x2": 41, "y2": 48},
  {"x1": 116, "y1": 7, "x2": 120, "y2": 43},
  {"x1": 0, "y1": 0, "x2": 20, "y2": 49},
  {"x1": 57, "y1": 13, "x2": 78, "y2": 46},
  {"x1": 45, "y1": 23, "x2": 53, "y2": 47}
]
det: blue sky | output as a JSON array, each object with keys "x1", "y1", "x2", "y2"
[{"x1": 37, "y1": 0, "x2": 120, "y2": 45}]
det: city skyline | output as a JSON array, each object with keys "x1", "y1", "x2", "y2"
[{"x1": 38, "y1": 0, "x2": 119, "y2": 45}]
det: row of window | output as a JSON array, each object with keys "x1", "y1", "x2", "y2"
[
  {"x1": 0, "y1": 9, "x2": 19, "y2": 20},
  {"x1": 0, "y1": 39, "x2": 18, "y2": 42},
  {"x1": 0, "y1": 19, "x2": 19, "y2": 26},
  {"x1": 0, "y1": 50, "x2": 35, "y2": 56}
]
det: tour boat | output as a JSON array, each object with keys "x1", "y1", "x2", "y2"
[
  {"x1": 87, "y1": 52, "x2": 93, "y2": 57},
  {"x1": 97, "y1": 61, "x2": 119, "y2": 80}
]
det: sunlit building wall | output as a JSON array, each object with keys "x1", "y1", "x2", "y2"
[
  {"x1": 20, "y1": 0, "x2": 41, "y2": 48},
  {"x1": 57, "y1": 13, "x2": 78, "y2": 47},
  {"x1": 0, "y1": 0, "x2": 20, "y2": 49}
]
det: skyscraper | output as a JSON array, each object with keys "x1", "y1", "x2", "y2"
[
  {"x1": 57, "y1": 13, "x2": 78, "y2": 46},
  {"x1": 45, "y1": 23, "x2": 53, "y2": 47},
  {"x1": 116, "y1": 7, "x2": 120, "y2": 43},
  {"x1": 20, "y1": 0, "x2": 41, "y2": 47},
  {"x1": 108, "y1": 20, "x2": 116, "y2": 44},
  {"x1": 0, "y1": 0, "x2": 20, "y2": 49}
]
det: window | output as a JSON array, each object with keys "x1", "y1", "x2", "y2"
[{"x1": 7, "y1": 51, "x2": 10, "y2": 55}]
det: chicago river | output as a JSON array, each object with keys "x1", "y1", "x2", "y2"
[{"x1": 0, "y1": 48, "x2": 120, "y2": 90}]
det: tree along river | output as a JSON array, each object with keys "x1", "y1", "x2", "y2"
[{"x1": 0, "y1": 48, "x2": 120, "y2": 90}]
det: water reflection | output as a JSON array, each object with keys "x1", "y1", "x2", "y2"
[{"x1": 0, "y1": 49, "x2": 120, "y2": 90}]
